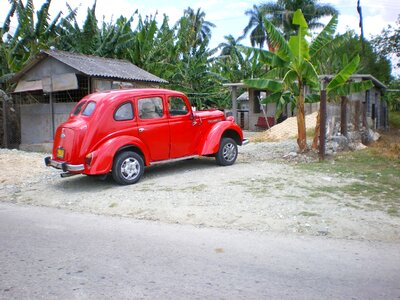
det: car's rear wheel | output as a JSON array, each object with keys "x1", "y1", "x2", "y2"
[
  {"x1": 112, "y1": 151, "x2": 144, "y2": 185},
  {"x1": 215, "y1": 137, "x2": 238, "y2": 166}
]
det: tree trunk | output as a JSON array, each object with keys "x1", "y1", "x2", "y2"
[
  {"x1": 296, "y1": 81, "x2": 307, "y2": 152},
  {"x1": 311, "y1": 109, "x2": 320, "y2": 150}
]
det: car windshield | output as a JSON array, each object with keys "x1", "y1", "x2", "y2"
[{"x1": 82, "y1": 102, "x2": 96, "y2": 116}]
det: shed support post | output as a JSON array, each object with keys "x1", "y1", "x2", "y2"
[
  {"x1": 2, "y1": 96, "x2": 7, "y2": 148},
  {"x1": 231, "y1": 86, "x2": 237, "y2": 123},
  {"x1": 319, "y1": 90, "x2": 327, "y2": 161},
  {"x1": 340, "y1": 96, "x2": 348, "y2": 137},
  {"x1": 49, "y1": 92, "x2": 55, "y2": 140}
]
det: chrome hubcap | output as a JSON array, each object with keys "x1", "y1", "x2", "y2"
[
  {"x1": 223, "y1": 143, "x2": 236, "y2": 162},
  {"x1": 121, "y1": 157, "x2": 140, "y2": 180}
]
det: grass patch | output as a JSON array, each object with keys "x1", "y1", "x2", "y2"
[
  {"x1": 299, "y1": 211, "x2": 320, "y2": 217},
  {"x1": 188, "y1": 184, "x2": 207, "y2": 192},
  {"x1": 389, "y1": 111, "x2": 400, "y2": 129},
  {"x1": 344, "y1": 202, "x2": 362, "y2": 209},
  {"x1": 298, "y1": 148, "x2": 400, "y2": 216},
  {"x1": 388, "y1": 207, "x2": 398, "y2": 216},
  {"x1": 306, "y1": 128, "x2": 316, "y2": 139}
]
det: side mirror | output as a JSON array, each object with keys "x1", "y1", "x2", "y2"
[{"x1": 189, "y1": 112, "x2": 194, "y2": 120}]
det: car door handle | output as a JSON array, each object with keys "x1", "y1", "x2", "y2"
[{"x1": 139, "y1": 128, "x2": 145, "y2": 132}]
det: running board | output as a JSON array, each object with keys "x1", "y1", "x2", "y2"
[
  {"x1": 150, "y1": 155, "x2": 199, "y2": 166},
  {"x1": 60, "y1": 172, "x2": 79, "y2": 178}
]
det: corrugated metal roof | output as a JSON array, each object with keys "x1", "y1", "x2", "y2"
[
  {"x1": 237, "y1": 91, "x2": 267, "y2": 101},
  {"x1": 11, "y1": 49, "x2": 168, "y2": 84}
]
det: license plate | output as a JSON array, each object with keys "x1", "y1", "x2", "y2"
[{"x1": 56, "y1": 148, "x2": 65, "y2": 159}]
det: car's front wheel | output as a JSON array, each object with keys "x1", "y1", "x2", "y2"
[
  {"x1": 112, "y1": 151, "x2": 144, "y2": 185},
  {"x1": 215, "y1": 137, "x2": 238, "y2": 166}
]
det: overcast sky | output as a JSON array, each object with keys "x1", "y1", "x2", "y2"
[{"x1": 0, "y1": 0, "x2": 399, "y2": 49}]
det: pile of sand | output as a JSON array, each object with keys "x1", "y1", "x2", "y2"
[{"x1": 251, "y1": 112, "x2": 318, "y2": 142}]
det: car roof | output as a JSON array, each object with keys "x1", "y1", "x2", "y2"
[{"x1": 82, "y1": 88, "x2": 187, "y2": 104}]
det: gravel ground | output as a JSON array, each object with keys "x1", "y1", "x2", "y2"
[{"x1": 0, "y1": 139, "x2": 399, "y2": 242}]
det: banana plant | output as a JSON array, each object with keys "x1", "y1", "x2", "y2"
[{"x1": 244, "y1": 9, "x2": 325, "y2": 152}]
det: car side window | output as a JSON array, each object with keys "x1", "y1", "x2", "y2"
[
  {"x1": 82, "y1": 101, "x2": 96, "y2": 116},
  {"x1": 114, "y1": 102, "x2": 134, "y2": 121},
  {"x1": 138, "y1": 97, "x2": 163, "y2": 119},
  {"x1": 168, "y1": 97, "x2": 189, "y2": 116}
]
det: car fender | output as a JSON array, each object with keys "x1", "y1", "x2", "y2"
[
  {"x1": 199, "y1": 121, "x2": 243, "y2": 155},
  {"x1": 85, "y1": 136, "x2": 150, "y2": 174}
]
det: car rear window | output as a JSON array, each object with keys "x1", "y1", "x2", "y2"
[
  {"x1": 82, "y1": 102, "x2": 96, "y2": 116},
  {"x1": 72, "y1": 101, "x2": 86, "y2": 116}
]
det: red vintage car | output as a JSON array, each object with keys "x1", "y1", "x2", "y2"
[{"x1": 45, "y1": 89, "x2": 247, "y2": 184}]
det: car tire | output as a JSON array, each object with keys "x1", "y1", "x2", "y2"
[
  {"x1": 215, "y1": 137, "x2": 238, "y2": 166},
  {"x1": 112, "y1": 151, "x2": 144, "y2": 185}
]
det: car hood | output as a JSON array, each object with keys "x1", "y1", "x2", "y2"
[{"x1": 194, "y1": 109, "x2": 225, "y2": 120}]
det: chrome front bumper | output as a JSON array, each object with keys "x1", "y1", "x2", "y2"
[
  {"x1": 44, "y1": 156, "x2": 84, "y2": 172},
  {"x1": 242, "y1": 139, "x2": 249, "y2": 146}
]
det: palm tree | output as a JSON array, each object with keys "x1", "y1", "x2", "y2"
[
  {"x1": 242, "y1": 5, "x2": 269, "y2": 49},
  {"x1": 261, "y1": 0, "x2": 338, "y2": 39},
  {"x1": 219, "y1": 35, "x2": 243, "y2": 57},
  {"x1": 175, "y1": 7, "x2": 215, "y2": 52}
]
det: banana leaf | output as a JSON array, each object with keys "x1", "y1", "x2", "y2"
[
  {"x1": 326, "y1": 55, "x2": 360, "y2": 92},
  {"x1": 243, "y1": 78, "x2": 283, "y2": 92}
]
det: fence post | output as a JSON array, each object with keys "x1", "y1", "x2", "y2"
[
  {"x1": 1, "y1": 91, "x2": 8, "y2": 148},
  {"x1": 319, "y1": 90, "x2": 326, "y2": 161},
  {"x1": 340, "y1": 96, "x2": 348, "y2": 137}
]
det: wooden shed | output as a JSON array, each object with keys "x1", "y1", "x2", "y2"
[{"x1": 9, "y1": 49, "x2": 167, "y2": 150}]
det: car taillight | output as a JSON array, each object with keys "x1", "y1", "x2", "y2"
[{"x1": 85, "y1": 153, "x2": 93, "y2": 166}]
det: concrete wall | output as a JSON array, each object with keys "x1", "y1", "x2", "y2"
[
  {"x1": 247, "y1": 89, "x2": 278, "y2": 131},
  {"x1": 20, "y1": 102, "x2": 76, "y2": 144}
]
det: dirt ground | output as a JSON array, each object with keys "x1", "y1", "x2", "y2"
[{"x1": 1, "y1": 136, "x2": 399, "y2": 243}]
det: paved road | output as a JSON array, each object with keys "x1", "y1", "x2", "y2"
[{"x1": 0, "y1": 203, "x2": 399, "y2": 299}]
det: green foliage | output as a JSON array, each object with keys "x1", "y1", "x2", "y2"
[
  {"x1": 389, "y1": 111, "x2": 400, "y2": 128},
  {"x1": 0, "y1": 0, "x2": 62, "y2": 78},
  {"x1": 371, "y1": 15, "x2": 400, "y2": 70},
  {"x1": 317, "y1": 30, "x2": 392, "y2": 84},
  {"x1": 309, "y1": 14, "x2": 338, "y2": 58},
  {"x1": 385, "y1": 80, "x2": 400, "y2": 112},
  {"x1": 326, "y1": 55, "x2": 360, "y2": 92}
]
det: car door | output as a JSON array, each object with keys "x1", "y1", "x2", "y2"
[
  {"x1": 136, "y1": 96, "x2": 170, "y2": 162},
  {"x1": 168, "y1": 96, "x2": 201, "y2": 158}
]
